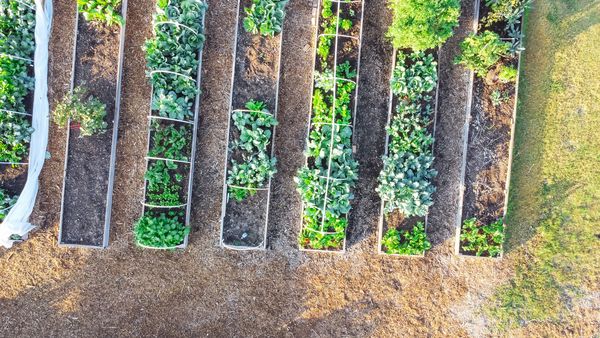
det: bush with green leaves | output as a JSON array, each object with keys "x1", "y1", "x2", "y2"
[
  {"x1": 377, "y1": 52, "x2": 438, "y2": 218},
  {"x1": 243, "y1": 0, "x2": 288, "y2": 37},
  {"x1": 0, "y1": 188, "x2": 18, "y2": 221},
  {"x1": 460, "y1": 217, "x2": 504, "y2": 257},
  {"x1": 382, "y1": 221, "x2": 431, "y2": 255},
  {"x1": 77, "y1": 0, "x2": 124, "y2": 26},
  {"x1": 134, "y1": 211, "x2": 190, "y2": 248},
  {"x1": 455, "y1": 31, "x2": 511, "y2": 77},
  {"x1": 144, "y1": 0, "x2": 207, "y2": 121},
  {"x1": 0, "y1": 1, "x2": 35, "y2": 163},
  {"x1": 296, "y1": 62, "x2": 359, "y2": 250},
  {"x1": 387, "y1": 0, "x2": 460, "y2": 51},
  {"x1": 54, "y1": 86, "x2": 108, "y2": 137},
  {"x1": 227, "y1": 100, "x2": 278, "y2": 201},
  {"x1": 148, "y1": 122, "x2": 191, "y2": 161}
]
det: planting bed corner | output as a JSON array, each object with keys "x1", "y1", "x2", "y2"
[
  {"x1": 455, "y1": 0, "x2": 524, "y2": 258},
  {"x1": 376, "y1": 48, "x2": 440, "y2": 257},
  {"x1": 297, "y1": 0, "x2": 365, "y2": 253},
  {"x1": 135, "y1": 0, "x2": 207, "y2": 250},
  {"x1": 58, "y1": 1, "x2": 128, "y2": 248},
  {"x1": 219, "y1": 0, "x2": 287, "y2": 251}
]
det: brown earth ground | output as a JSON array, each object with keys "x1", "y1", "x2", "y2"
[{"x1": 0, "y1": 0, "x2": 592, "y2": 336}]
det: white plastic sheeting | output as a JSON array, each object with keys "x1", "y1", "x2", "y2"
[{"x1": 0, "y1": 0, "x2": 53, "y2": 248}]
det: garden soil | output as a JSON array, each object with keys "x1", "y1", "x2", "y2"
[
  {"x1": 3, "y1": 0, "x2": 591, "y2": 336},
  {"x1": 221, "y1": 0, "x2": 282, "y2": 248},
  {"x1": 60, "y1": 12, "x2": 121, "y2": 246}
]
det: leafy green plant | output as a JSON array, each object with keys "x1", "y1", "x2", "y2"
[
  {"x1": 498, "y1": 65, "x2": 518, "y2": 83},
  {"x1": 148, "y1": 122, "x2": 191, "y2": 161},
  {"x1": 145, "y1": 160, "x2": 184, "y2": 206},
  {"x1": 387, "y1": 0, "x2": 460, "y2": 51},
  {"x1": 0, "y1": 188, "x2": 18, "y2": 221},
  {"x1": 378, "y1": 52, "x2": 437, "y2": 218},
  {"x1": 296, "y1": 62, "x2": 359, "y2": 250},
  {"x1": 53, "y1": 86, "x2": 108, "y2": 137},
  {"x1": 382, "y1": 222, "x2": 431, "y2": 255},
  {"x1": 455, "y1": 31, "x2": 511, "y2": 77},
  {"x1": 227, "y1": 100, "x2": 278, "y2": 201},
  {"x1": 134, "y1": 211, "x2": 190, "y2": 248},
  {"x1": 77, "y1": 0, "x2": 124, "y2": 26},
  {"x1": 144, "y1": 0, "x2": 207, "y2": 121},
  {"x1": 460, "y1": 217, "x2": 504, "y2": 257},
  {"x1": 243, "y1": 0, "x2": 288, "y2": 36}
]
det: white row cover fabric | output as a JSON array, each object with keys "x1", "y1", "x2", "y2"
[{"x1": 0, "y1": 0, "x2": 53, "y2": 248}]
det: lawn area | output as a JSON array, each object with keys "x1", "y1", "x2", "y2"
[{"x1": 488, "y1": 0, "x2": 600, "y2": 333}]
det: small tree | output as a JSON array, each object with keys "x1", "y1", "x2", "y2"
[
  {"x1": 455, "y1": 31, "x2": 511, "y2": 77},
  {"x1": 386, "y1": 0, "x2": 461, "y2": 51}
]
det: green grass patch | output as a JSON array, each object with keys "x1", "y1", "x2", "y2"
[{"x1": 488, "y1": 0, "x2": 600, "y2": 331}]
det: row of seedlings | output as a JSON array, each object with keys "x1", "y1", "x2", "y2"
[
  {"x1": 296, "y1": 0, "x2": 365, "y2": 253},
  {"x1": 133, "y1": 0, "x2": 207, "y2": 249},
  {"x1": 376, "y1": 0, "x2": 460, "y2": 256},
  {"x1": 454, "y1": 0, "x2": 529, "y2": 258},
  {"x1": 0, "y1": 0, "x2": 36, "y2": 230},
  {"x1": 219, "y1": 0, "x2": 289, "y2": 250},
  {"x1": 57, "y1": 0, "x2": 127, "y2": 248}
]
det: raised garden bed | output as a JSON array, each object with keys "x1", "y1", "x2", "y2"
[
  {"x1": 133, "y1": 0, "x2": 207, "y2": 250},
  {"x1": 0, "y1": 0, "x2": 37, "y2": 241},
  {"x1": 455, "y1": 0, "x2": 527, "y2": 258},
  {"x1": 58, "y1": 0, "x2": 128, "y2": 248},
  {"x1": 219, "y1": 0, "x2": 288, "y2": 250},
  {"x1": 376, "y1": 49, "x2": 439, "y2": 257},
  {"x1": 296, "y1": 0, "x2": 364, "y2": 253}
]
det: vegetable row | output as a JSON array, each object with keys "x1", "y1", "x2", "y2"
[
  {"x1": 296, "y1": 0, "x2": 361, "y2": 251},
  {"x1": 134, "y1": 0, "x2": 207, "y2": 249}
]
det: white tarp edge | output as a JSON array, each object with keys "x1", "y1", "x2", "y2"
[{"x1": 0, "y1": 0, "x2": 53, "y2": 248}]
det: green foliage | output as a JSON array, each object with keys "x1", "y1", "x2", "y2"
[
  {"x1": 148, "y1": 122, "x2": 191, "y2": 161},
  {"x1": 460, "y1": 217, "x2": 504, "y2": 257},
  {"x1": 77, "y1": 0, "x2": 124, "y2": 26},
  {"x1": 296, "y1": 62, "x2": 359, "y2": 250},
  {"x1": 483, "y1": 0, "x2": 532, "y2": 36},
  {"x1": 134, "y1": 211, "x2": 190, "y2": 248},
  {"x1": 144, "y1": 0, "x2": 207, "y2": 121},
  {"x1": 227, "y1": 100, "x2": 278, "y2": 201},
  {"x1": 455, "y1": 31, "x2": 511, "y2": 77},
  {"x1": 145, "y1": 160, "x2": 184, "y2": 206},
  {"x1": 382, "y1": 222, "x2": 431, "y2": 255},
  {"x1": 0, "y1": 1, "x2": 35, "y2": 163},
  {"x1": 0, "y1": 188, "x2": 18, "y2": 221},
  {"x1": 243, "y1": 0, "x2": 288, "y2": 36},
  {"x1": 316, "y1": 0, "x2": 353, "y2": 67},
  {"x1": 378, "y1": 52, "x2": 437, "y2": 217},
  {"x1": 498, "y1": 65, "x2": 518, "y2": 83},
  {"x1": 386, "y1": 0, "x2": 461, "y2": 51},
  {"x1": 53, "y1": 86, "x2": 108, "y2": 137}
]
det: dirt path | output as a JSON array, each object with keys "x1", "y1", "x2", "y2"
[{"x1": 0, "y1": 0, "x2": 526, "y2": 336}]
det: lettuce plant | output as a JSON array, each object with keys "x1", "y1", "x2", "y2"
[
  {"x1": 227, "y1": 100, "x2": 278, "y2": 201},
  {"x1": 460, "y1": 217, "x2": 504, "y2": 257},
  {"x1": 134, "y1": 211, "x2": 190, "y2": 248},
  {"x1": 382, "y1": 222, "x2": 431, "y2": 255},
  {"x1": 455, "y1": 31, "x2": 511, "y2": 77},
  {"x1": 77, "y1": 0, "x2": 124, "y2": 26},
  {"x1": 243, "y1": 0, "x2": 288, "y2": 36}
]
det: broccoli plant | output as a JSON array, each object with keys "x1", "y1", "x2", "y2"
[
  {"x1": 382, "y1": 221, "x2": 431, "y2": 255},
  {"x1": 243, "y1": 0, "x2": 288, "y2": 36},
  {"x1": 227, "y1": 100, "x2": 278, "y2": 201},
  {"x1": 77, "y1": 0, "x2": 124, "y2": 26},
  {"x1": 53, "y1": 86, "x2": 108, "y2": 137},
  {"x1": 455, "y1": 31, "x2": 511, "y2": 77},
  {"x1": 460, "y1": 217, "x2": 504, "y2": 257},
  {"x1": 387, "y1": 0, "x2": 461, "y2": 51}
]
